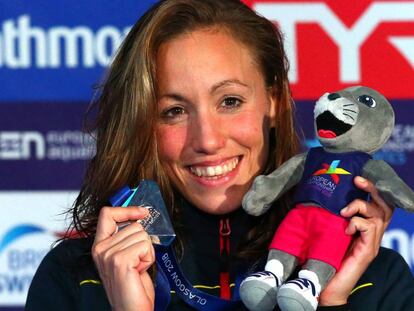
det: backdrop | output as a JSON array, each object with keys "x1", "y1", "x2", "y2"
[{"x1": 1, "y1": 0, "x2": 414, "y2": 309}]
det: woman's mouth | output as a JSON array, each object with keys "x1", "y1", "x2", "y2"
[{"x1": 189, "y1": 157, "x2": 239, "y2": 179}]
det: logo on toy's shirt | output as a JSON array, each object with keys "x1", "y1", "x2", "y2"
[
  {"x1": 304, "y1": 160, "x2": 352, "y2": 197},
  {"x1": 312, "y1": 160, "x2": 351, "y2": 184}
]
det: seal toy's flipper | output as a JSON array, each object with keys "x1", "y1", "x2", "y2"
[
  {"x1": 362, "y1": 159, "x2": 414, "y2": 212},
  {"x1": 243, "y1": 152, "x2": 307, "y2": 216}
]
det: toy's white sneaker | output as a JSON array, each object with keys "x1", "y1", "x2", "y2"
[
  {"x1": 277, "y1": 270, "x2": 321, "y2": 311},
  {"x1": 240, "y1": 271, "x2": 282, "y2": 311}
]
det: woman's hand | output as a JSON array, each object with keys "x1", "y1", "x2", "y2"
[
  {"x1": 92, "y1": 206, "x2": 155, "y2": 311},
  {"x1": 319, "y1": 176, "x2": 394, "y2": 306}
]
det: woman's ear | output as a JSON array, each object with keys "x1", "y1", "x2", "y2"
[{"x1": 268, "y1": 87, "x2": 277, "y2": 128}]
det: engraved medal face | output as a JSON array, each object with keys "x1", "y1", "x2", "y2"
[
  {"x1": 137, "y1": 206, "x2": 163, "y2": 245},
  {"x1": 122, "y1": 180, "x2": 176, "y2": 246}
]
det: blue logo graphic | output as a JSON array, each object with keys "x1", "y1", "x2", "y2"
[{"x1": 0, "y1": 225, "x2": 46, "y2": 254}]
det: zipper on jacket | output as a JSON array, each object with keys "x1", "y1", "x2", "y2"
[{"x1": 219, "y1": 217, "x2": 231, "y2": 300}]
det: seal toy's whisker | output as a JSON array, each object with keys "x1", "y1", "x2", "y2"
[
  {"x1": 343, "y1": 113, "x2": 355, "y2": 121},
  {"x1": 343, "y1": 109, "x2": 357, "y2": 114}
]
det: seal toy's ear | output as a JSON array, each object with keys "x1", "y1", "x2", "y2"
[{"x1": 314, "y1": 86, "x2": 394, "y2": 154}]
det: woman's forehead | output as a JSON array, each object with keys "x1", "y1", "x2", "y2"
[{"x1": 155, "y1": 29, "x2": 264, "y2": 92}]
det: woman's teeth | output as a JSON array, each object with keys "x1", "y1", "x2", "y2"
[{"x1": 190, "y1": 158, "x2": 239, "y2": 178}]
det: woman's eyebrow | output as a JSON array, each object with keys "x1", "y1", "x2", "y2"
[
  {"x1": 159, "y1": 93, "x2": 189, "y2": 103},
  {"x1": 158, "y1": 79, "x2": 250, "y2": 102},
  {"x1": 210, "y1": 79, "x2": 250, "y2": 93}
]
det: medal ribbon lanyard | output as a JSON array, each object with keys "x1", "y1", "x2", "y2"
[{"x1": 155, "y1": 245, "x2": 243, "y2": 311}]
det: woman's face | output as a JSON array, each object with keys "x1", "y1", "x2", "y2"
[{"x1": 156, "y1": 29, "x2": 276, "y2": 215}]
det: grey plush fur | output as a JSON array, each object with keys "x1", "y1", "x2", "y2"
[{"x1": 240, "y1": 86, "x2": 414, "y2": 311}]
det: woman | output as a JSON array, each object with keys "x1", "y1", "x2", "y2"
[{"x1": 26, "y1": 0, "x2": 413, "y2": 310}]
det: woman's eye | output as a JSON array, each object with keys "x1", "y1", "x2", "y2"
[
  {"x1": 161, "y1": 106, "x2": 186, "y2": 119},
  {"x1": 221, "y1": 97, "x2": 242, "y2": 110}
]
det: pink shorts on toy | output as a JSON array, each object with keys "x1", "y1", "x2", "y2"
[{"x1": 269, "y1": 204, "x2": 352, "y2": 271}]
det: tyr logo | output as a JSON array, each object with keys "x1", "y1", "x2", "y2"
[{"x1": 247, "y1": 1, "x2": 414, "y2": 98}]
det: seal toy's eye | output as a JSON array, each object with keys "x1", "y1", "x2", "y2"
[{"x1": 357, "y1": 95, "x2": 376, "y2": 108}]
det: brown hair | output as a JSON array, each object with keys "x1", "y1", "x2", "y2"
[{"x1": 71, "y1": 0, "x2": 299, "y2": 262}]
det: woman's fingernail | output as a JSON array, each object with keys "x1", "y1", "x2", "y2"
[
  {"x1": 356, "y1": 176, "x2": 367, "y2": 184},
  {"x1": 340, "y1": 206, "x2": 348, "y2": 214}
]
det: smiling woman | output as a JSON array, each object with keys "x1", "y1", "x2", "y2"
[
  {"x1": 25, "y1": 1, "x2": 414, "y2": 311},
  {"x1": 156, "y1": 29, "x2": 275, "y2": 215}
]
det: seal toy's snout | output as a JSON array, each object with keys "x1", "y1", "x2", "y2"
[
  {"x1": 314, "y1": 92, "x2": 354, "y2": 139},
  {"x1": 314, "y1": 88, "x2": 368, "y2": 140}
]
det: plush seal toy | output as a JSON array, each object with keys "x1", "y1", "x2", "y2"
[{"x1": 239, "y1": 86, "x2": 414, "y2": 311}]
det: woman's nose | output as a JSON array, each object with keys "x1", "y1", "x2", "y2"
[{"x1": 190, "y1": 113, "x2": 226, "y2": 154}]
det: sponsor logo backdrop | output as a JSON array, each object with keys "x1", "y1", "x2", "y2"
[{"x1": 1, "y1": 0, "x2": 413, "y2": 309}]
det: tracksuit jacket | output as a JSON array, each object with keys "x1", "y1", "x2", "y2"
[{"x1": 26, "y1": 201, "x2": 414, "y2": 310}]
